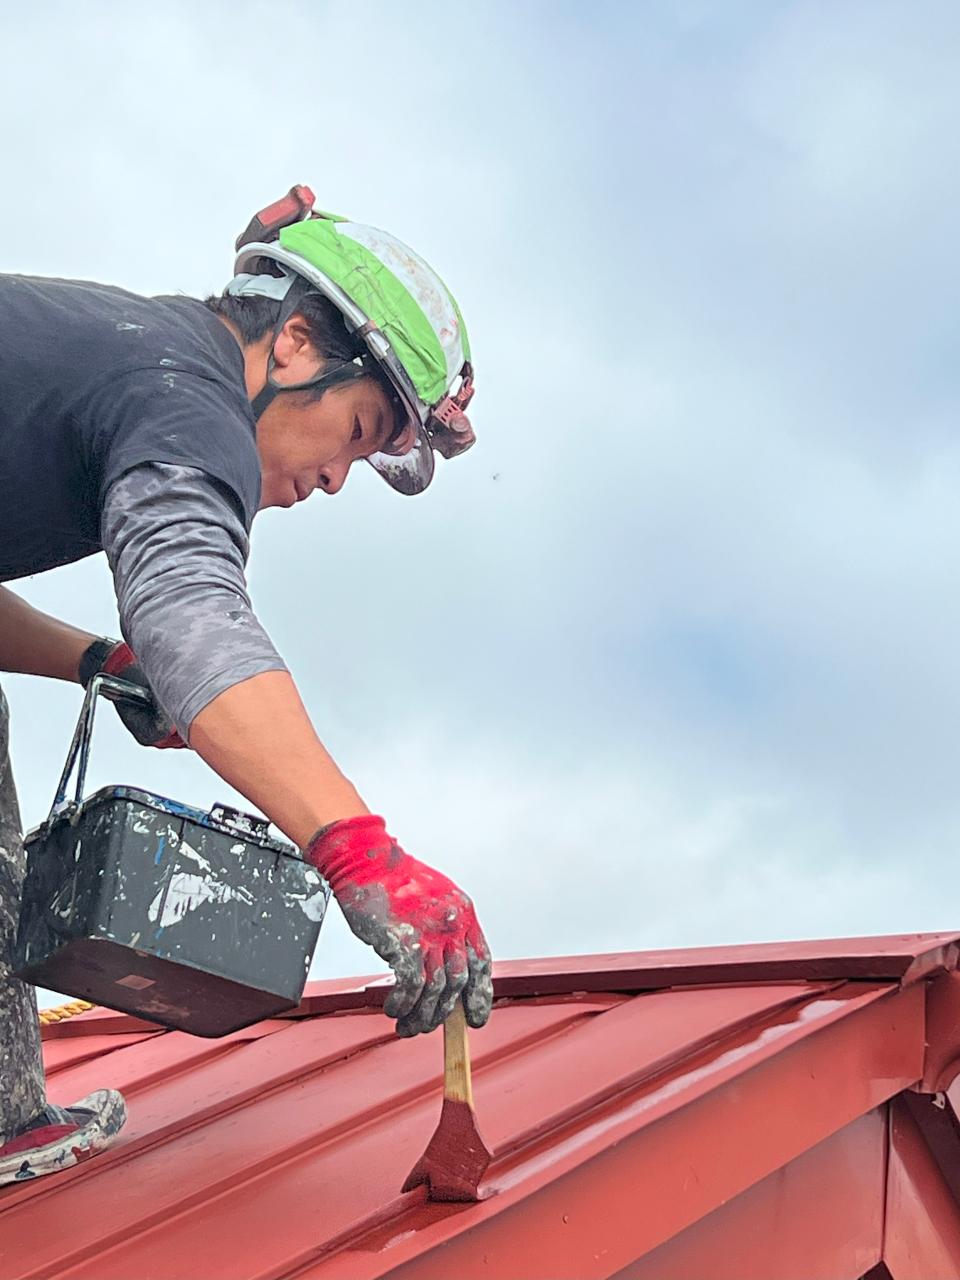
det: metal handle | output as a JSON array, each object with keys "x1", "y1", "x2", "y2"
[{"x1": 43, "y1": 674, "x2": 152, "y2": 832}]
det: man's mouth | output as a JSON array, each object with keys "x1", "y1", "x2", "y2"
[{"x1": 294, "y1": 479, "x2": 312, "y2": 503}]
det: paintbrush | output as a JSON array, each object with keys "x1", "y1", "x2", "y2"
[{"x1": 401, "y1": 998, "x2": 492, "y2": 1201}]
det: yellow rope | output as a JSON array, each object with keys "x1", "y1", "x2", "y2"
[{"x1": 38, "y1": 1000, "x2": 95, "y2": 1025}]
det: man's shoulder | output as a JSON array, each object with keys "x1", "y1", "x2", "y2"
[
  {"x1": 1, "y1": 273, "x2": 161, "y2": 328},
  {"x1": 0, "y1": 275, "x2": 243, "y2": 393}
]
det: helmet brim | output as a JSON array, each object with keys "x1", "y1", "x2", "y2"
[{"x1": 367, "y1": 427, "x2": 435, "y2": 495}]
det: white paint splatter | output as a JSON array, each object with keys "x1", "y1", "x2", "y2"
[
  {"x1": 147, "y1": 872, "x2": 254, "y2": 927},
  {"x1": 177, "y1": 840, "x2": 213, "y2": 873},
  {"x1": 298, "y1": 889, "x2": 328, "y2": 921}
]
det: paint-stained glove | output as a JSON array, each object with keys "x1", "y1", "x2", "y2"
[
  {"x1": 305, "y1": 814, "x2": 493, "y2": 1037},
  {"x1": 78, "y1": 638, "x2": 187, "y2": 750}
]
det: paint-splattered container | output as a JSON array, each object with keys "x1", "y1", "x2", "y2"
[{"x1": 13, "y1": 676, "x2": 330, "y2": 1037}]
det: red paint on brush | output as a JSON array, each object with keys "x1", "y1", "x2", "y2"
[{"x1": 401, "y1": 1098, "x2": 492, "y2": 1202}]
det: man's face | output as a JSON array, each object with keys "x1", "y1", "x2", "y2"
[
  {"x1": 256, "y1": 377, "x2": 398, "y2": 508},
  {"x1": 254, "y1": 316, "x2": 400, "y2": 508}
]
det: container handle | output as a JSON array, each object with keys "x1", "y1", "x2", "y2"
[{"x1": 43, "y1": 674, "x2": 153, "y2": 832}]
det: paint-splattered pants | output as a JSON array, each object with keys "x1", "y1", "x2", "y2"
[{"x1": 0, "y1": 686, "x2": 46, "y2": 1144}]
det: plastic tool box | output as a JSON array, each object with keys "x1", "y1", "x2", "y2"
[{"x1": 13, "y1": 675, "x2": 330, "y2": 1036}]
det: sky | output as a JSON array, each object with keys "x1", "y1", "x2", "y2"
[{"x1": 3, "y1": 0, "x2": 960, "y2": 1007}]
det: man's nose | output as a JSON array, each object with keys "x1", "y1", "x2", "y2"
[{"x1": 318, "y1": 460, "x2": 351, "y2": 495}]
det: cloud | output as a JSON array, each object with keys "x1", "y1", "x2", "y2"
[{"x1": 4, "y1": 2, "x2": 960, "y2": 1011}]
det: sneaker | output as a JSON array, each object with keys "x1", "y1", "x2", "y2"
[{"x1": 0, "y1": 1089, "x2": 127, "y2": 1186}]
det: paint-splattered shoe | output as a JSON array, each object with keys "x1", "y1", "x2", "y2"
[{"x1": 0, "y1": 1089, "x2": 126, "y2": 1186}]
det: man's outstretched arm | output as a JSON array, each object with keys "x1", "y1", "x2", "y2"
[
  {"x1": 101, "y1": 462, "x2": 370, "y2": 837},
  {"x1": 101, "y1": 462, "x2": 493, "y2": 1035},
  {"x1": 190, "y1": 669, "x2": 367, "y2": 842}
]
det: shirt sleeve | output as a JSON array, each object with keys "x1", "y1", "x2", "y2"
[{"x1": 101, "y1": 461, "x2": 287, "y2": 737}]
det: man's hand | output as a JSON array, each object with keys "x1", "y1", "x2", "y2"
[
  {"x1": 78, "y1": 639, "x2": 187, "y2": 750},
  {"x1": 306, "y1": 815, "x2": 493, "y2": 1037}
]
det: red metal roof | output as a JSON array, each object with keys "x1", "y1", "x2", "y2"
[{"x1": 4, "y1": 932, "x2": 960, "y2": 1279}]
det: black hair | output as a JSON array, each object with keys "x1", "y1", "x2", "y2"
[
  {"x1": 205, "y1": 285, "x2": 405, "y2": 432},
  {"x1": 204, "y1": 288, "x2": 363, "y2": 362}
]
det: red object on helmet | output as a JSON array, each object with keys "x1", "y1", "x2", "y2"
[{"x1": 234, "y1": 185, "x2": 316, "y2": 252}]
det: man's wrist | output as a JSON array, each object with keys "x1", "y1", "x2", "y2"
[
  {"x1": 77, "y1": 637, "x2": 119, "y2": 686},
  {"x1": 304, "y1": 813, "x2": 386, "y2": 881},
  {"x1": 307, "y1": 811, "x2": 380, "y2": 845}
]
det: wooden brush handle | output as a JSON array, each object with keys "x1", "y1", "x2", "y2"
[{"x1": 443, "y1": 1000, "x2": 473, "y2": 1106}]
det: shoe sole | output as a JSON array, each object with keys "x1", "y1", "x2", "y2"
[{"x1": 0, "y1": 1089, "x2": 127, "y2": 1185}]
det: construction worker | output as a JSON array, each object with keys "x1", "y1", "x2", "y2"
[{"x1": 0, "y1": 189, "x2": 492, "y2": 1185}]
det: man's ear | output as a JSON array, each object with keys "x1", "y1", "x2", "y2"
[{"x1": 272, "y1": 314, "x2": 317, "y2": 371}]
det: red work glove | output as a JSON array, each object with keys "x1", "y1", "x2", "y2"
[
  {"x1": 78, "y1": 639, "x2": 187, "y2": 750},
  {"x1": 306, "y1": 815, "x2": 493, "y2": 1037}
]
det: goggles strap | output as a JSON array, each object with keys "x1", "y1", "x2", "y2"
[{"x1": 252, "y1": 357, "x2": 369, "y2": 419}]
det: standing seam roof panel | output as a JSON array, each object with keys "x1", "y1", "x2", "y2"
[{"x1": 3, "y1": 935, "x2": 960, "y2": 1280}]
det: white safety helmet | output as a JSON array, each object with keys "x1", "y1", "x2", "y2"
[{"x1": 228, "y1": 186, "x2": 475, "y2": 495}]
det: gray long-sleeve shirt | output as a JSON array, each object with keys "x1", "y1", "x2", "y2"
[{"x1": 102, "y1": 462, "x2": 286, "y2": 738}]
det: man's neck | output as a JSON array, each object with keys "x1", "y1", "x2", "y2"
[{"x1": 214, "y1": 314, "x2": 271, "y2": 402}]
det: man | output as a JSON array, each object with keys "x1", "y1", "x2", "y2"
[{"x1": 0, "y1": 187, "x2": 492, "y2": 1185}]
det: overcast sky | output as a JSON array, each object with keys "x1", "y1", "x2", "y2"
[{"x1": 4, "y1": 0, "x2": 960, "y2": 1006}]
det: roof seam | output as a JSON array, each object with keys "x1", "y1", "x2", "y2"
[{"x1": 489, "y1": 983, "x2": 847, "y2": 1170}]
